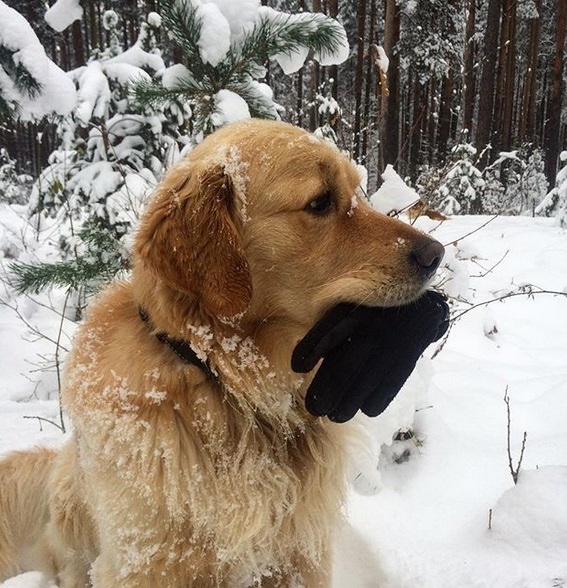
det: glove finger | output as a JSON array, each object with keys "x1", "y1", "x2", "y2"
[
  {"x1": 292, "y1": 303, "x2": 365, "y2": 373},
  {"x1": 326, "y1": 349, "x2": 392, "y2": 423},
  {"x1": 377, "y1": 293, "x2": 449, "y2": 348},
  {"x1": 360, "y1": 349, "x2": 423, "y2": 417},
  {"x1": 304, "y1": 339, "x2": 373, "y2": 417},
  {"x1": 434, "y1": 315, "x2": 450, "y2": 341},
  {"x1": 424, "y1": 291, "x2": 450, "y2": 342}
]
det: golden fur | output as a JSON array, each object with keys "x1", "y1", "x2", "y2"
[{"x1": 0, "y1": 120, "x2": 439, "y2": 587}]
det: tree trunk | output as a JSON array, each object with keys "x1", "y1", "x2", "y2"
[
  {"x1": 495, "y1": 0, "x2": 517, "y2": 153},
  {"x1": 71, "y1": 20, "x2": 85, "y2": 67},
  {"x1": 352, "y1": 0, "x2": 367, "y2": 162},
  {"x1": 327, "y1": 0, "x2": 339, "y2": 136},
  {"x1": 519, "y1": 0, "x2": 541, "y2": 147},
  {"x1": 309, "y1": 0, "x2": 323, "y2": 132},
  {"x1": 463, "y1": 0, "x2": 476, "y2": 135},
  {"x1": 475, "y1": 0, "x2": 501, "y2": 167},
  {"x1": 545, "y1": 0, "x2": 567, "y2": 185},
  {"x1": 379, "y1": 0, "x2": 400, "y2": 172},
  {"x1": 361, "y1": 0, "x2": 377, "y2": 166},
  {"x1": 438, "y1": 71, "x2": 454, "y2": 162},
  {"x1": 408, "y1": 80, "x2": 427, "y2": 180},
  {"x1": 296, "y1": 0, "x2": 306, "y2": 128},
  {"x1": 88, "y1": 1, "x2": 101, "y2": 55}
]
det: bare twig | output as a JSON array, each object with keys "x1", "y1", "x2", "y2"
[
  {"x1": 451, "y1": 287, "x2": 567, "y2": 323},
  {"x1": 470, "y1": 250, "x2": 510, "y2": 278},
  {"x1": 0, "y1": 296, "x2": 66, "y2": 350},
  {"x1": 53, "y1": 291, "x2": 70, "y2": 433},
  {"x1": 430, "y1": 319, "x2": 455, "y2": 359},
  {"x1": 23, "y1": 415, "x2": 65, "y2": 433},
  {"x1": 504, "y1": 387, "x2": 527, "y2": 485},
  {"x1": 442, "y1": 214, "x2": 500, "y2": 247}
]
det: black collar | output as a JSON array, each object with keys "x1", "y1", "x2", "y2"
[{"x1": 139, "y1": 308, "x2": 218, "y2": 381}]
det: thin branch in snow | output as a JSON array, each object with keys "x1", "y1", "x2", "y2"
[
  {"x1": 450, "y1": 287, "x2": 567, "y2": 322},
  {"x1": 442, "y1": 214, "x2": 499, "y2": 247},
  {"x1": 23, "y1": 415, "x2": 65, "y2": 433},
  {"x1": 504, "y1": 387, "x2": 527, "y2": 485},
  {"x1": 470, "y1": 250, "x2": 510, "y2": 278}
]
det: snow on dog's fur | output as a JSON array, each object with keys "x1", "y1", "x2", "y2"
[{"x1": 0, "y1": 120, "x2": 441, "y2": 587}]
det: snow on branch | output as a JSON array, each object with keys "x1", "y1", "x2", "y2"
[
  {"x1": 44, "y1": 0, "x2": 83, "y2": 32},
  {"x1": 0, "y1": 1, "x2": 76, "y2": 120},
  {"x1": 134, "y1": 0, "x2": 349, "y2": 137}
]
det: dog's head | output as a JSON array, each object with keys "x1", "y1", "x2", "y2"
[{"x1": 134, "y1": 120, "x2": 444, "y2": 331}]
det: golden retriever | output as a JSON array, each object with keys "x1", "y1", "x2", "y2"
[{"x1": 0, "y1": 119, "x2": 443, "y2": 587}]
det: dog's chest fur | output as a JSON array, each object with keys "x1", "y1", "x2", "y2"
[{"x1": 62, "y1": 283, "x2": 349, "y2": 579}]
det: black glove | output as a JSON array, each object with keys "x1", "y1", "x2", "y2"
[{"x1": 292, "y1": 291, "x2": 449, "y2": 423}]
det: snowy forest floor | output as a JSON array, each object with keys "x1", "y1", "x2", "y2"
[{"x1": 1, "y1": 213, "x2": 567, "y2": 588}]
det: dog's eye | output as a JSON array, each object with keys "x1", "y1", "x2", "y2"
[{"x1": 306, "y1": 192, "x2": 334, "y2": 216}]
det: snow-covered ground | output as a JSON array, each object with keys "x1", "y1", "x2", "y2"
[{"x1": 1, "y1": 211, "x2": 566, "y2": 587}]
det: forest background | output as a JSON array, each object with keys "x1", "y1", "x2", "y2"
[{"x1": 1, "y1": 0, "x2": 566, "y2": 223}]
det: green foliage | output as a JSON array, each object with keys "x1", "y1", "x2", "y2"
[
  {"x1": 437, "y1": 141, "x2": 485, "y2": 214},
  {"x1": 536, "y1": 152, "x2": 567, "y2": 226},
  {"x1": 134, "y1": 1, "x2": 348, "y2": 137},
  {"x1": 0, "y1": 148, "x2": 33, "y2": 204},
  {"x1": 10, "y1": 222, "x2": 126, "y2": 295},
  {"x1": 0, "y1": 44, "x2": 42, "y2": 122}
]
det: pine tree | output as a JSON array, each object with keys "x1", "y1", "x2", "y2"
[
  {"x1": 31, "y1": 10, "x2": 173, "y2": 232},
  {"x1": 536, "y1": 151, "x2": 567, "y2": 226},
  {"x1": 313, "y1": 80, "x2": 341, "y2": 144},
  {"x1": 437, "y1": 141, "x2": 485, "y2": 214},
  {"x1": 12, "y1": 10, "x2": 173, "y2": 300},
  {"x1": 133, "y1": 0, "x2": 349, "y2": 138},
  {"x1": 0, "y1": 147, "x2": 32, "y2": 204},
  {"x1": 521, "y1": 150, "x2": 548, "y2": 215}
]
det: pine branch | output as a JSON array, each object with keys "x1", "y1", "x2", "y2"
[
  {"x1": 135, "y1": 3, "x2": 347, "y2": 137},
  {"x1": 158, "y1": 0, "x2": 205, "y2": 68},
  {"x1": 10, "y1": 224, "x2": 125, "y2": 295},
  {"x1": 229, "y1": 81, "x2": 278, "y2": 120},
  {"x1": 10, "y1": 257, "x2": 116, "y2": 295},
  {"x1": 133, "y1": 76, "x2": 206, "y2": 110},
  {"x1": 238, "y1": 11, "x2": 346, "y2": 68},
  {"x1": 0, "y1": 45, "x2": 42, "y2": 99},
  {"x1": 0, "y1": 94, "x2": 15, "y2": 122}
]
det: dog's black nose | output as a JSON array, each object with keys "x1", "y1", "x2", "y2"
[{"x1": 411, "y1": 239, "x2": 445, "y2": 279}]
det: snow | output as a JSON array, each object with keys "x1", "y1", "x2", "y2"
[
  {"x1": 0, "y1": 571, "x2": 56, "y2": 588},
  {"x1": 105, "y1": 45, "x2": 165, "y2": 75},
  {"x1": 147, "y1": 12, "x2": 161, "y2": 28},
  {"x1": 375, "y1": 45, "x2": 390, "y2": 73},
  {"x1": 259, "y1": 7, "x2": 350, "y2": 73},
  {"x1": 44, "y1": 0, "x2": 83, "y2": 32},
  {"x1": 2, "y1": 207, "x2": 567, "y2": 584},
  {"x1": 72, "y1": 62, "x2": 110, "y2": 124},
  {"x1": 370, "y1": 164, "x2": 420, "y2": 214},
  {"x1": 274, "y1": 45, "x2": 310, "y2": 75},
  {"x1": 211, "y1": 89, "x2": 252, "y2": 128},
  {"x1": 204, "y1": 0, "x2": 260, "y2": 43},
  {"x1": 162, "y1": 64, "x2": 194, "y2": 90},
  {"x1": 103, "y1": 62, "x2": 151, "y2": 87},
  {"x1": 490, "y1": 466, "x2": 567, "y2": 554},
  {"x1": 536, "y1": 151, "x2": 567, "y2": 225},
  {"x1": 313, "y1": 23, "x2": 350, "y2": 66},
  {"x1": 196, "y1": 1, "x2": 232, "y2": 67},
  {"x1": 0, "y1": 2, "x2": 77, "y2": 120}
]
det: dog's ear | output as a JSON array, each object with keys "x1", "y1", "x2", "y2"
[{"x1": 135, "y1": 161, "x2": 252, "y2": 318}]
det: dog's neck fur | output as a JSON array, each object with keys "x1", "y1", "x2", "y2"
[{"x1": 131, "y1": 266, "x2": 312, "y2": 433}]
